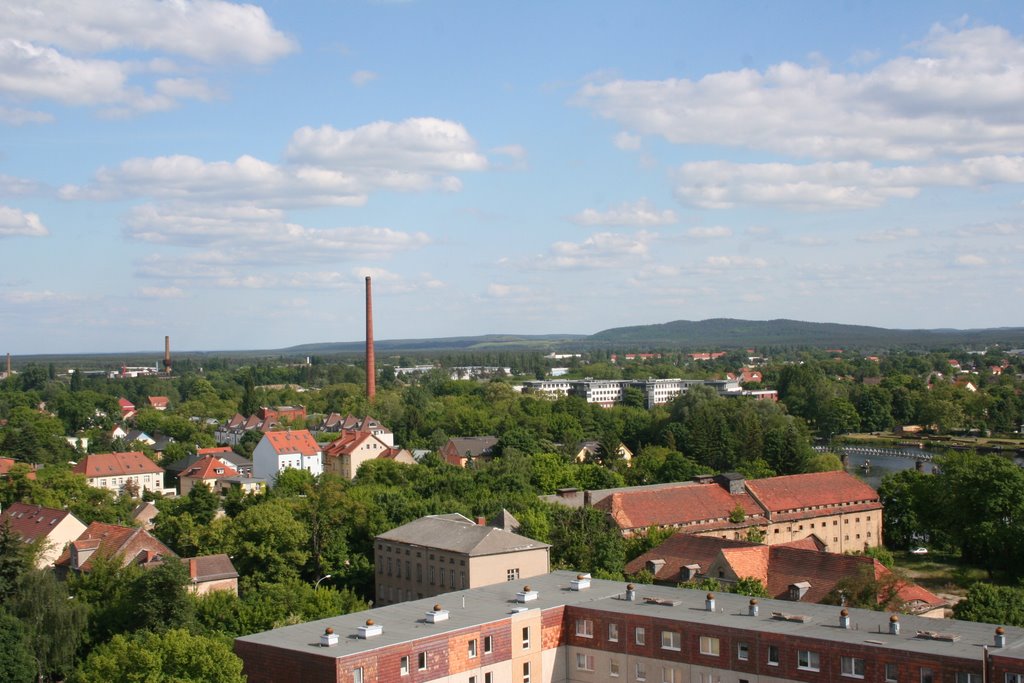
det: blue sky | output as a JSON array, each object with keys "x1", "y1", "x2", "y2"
[{"x1": 2, "y1": 1, "x2": 1023, "y2": 354}]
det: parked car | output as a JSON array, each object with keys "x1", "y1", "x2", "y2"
[{"x1": 910, "y1": 547, "x2": 928, "y2": 555}]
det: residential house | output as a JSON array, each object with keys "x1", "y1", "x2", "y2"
[
  {"x1": 147, "y1": 396, "x2": 170, "y2": 411},
  {"x1": 179, "y1": 454, "x2": 240, "y2": 495},
  {"x1": 252, "y1": 429, "x2": 323, "y2": 483},
  {"x1": 439, "y1": 436, "x2": 498, "y2": 468},
  {"x1": 373, "y1": 513, "x2": 550, "y2": 606},
  {"x1": 0, "y1": 457, "x2": 36, "y2": 480},
  {"x1": 0, "y1": 502, "x2": 87, "y2": 568},
  {"x1": 234, "y1": 571, "x2": 1016, "y2": 683},
  {"x1": 131, "y1": 501, "x2": 159, "y2": 529},
  {"x1": 165, "y1": 446, "x2": 253, "y2": 481},
  {"x1": 323, "y1": 430, "x2": 414, "y2": 480},
  {"x1": 626, "y1": 533, "x2": 945, "y2": 617},
  {"x1": 117, "y1": 397, "x2": 136, "y2": 418},
  {"x1": 573, "y1": 440, "x2": 634, "y2": 465},
  {"x1": 55, "y1": 522, "x2": 175, "y2": 574},
  {"x1": 72, "y1": 451, "x2": 166, "y2": 495},
  {"x1": 183, "y1": 554, "x2": 239, "y2": 595}
]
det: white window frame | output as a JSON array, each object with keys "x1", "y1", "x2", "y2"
[
  {"x1": 577, "y1": 653, "x2": 595, "y2": 671},
  {"x1": 353, "y1": 668, "x2": 363, "y2": 683},
  {"x1": 468, "y1": 638, "x2": 477, "y2": 659},
  {"x1": 798, "y1": 650, "x2": 821, "y2": 672},
  {"x1": 608, "y1": 622, "x2": 619, "y2": 642},
  {"x1": 522, "y1": 626, "x2": 530, "y2": 649},
  {"x1": 610, "y1": 658, "x2": 620, "y2": 677},
  {"x1": 418, "y1": 651, "x2": 427, "y2": 671},
  {"x1": 635, "y1": 626, "x2": 646, "y2": 645},
  {"x1": 523, "y1": 661, "x2": 531, "y2": 683},
  {"x1": 886, "y1": 664, "x2": 899, "y2": 683},
  {"x1": 956, "y1": 675, "x2": 982, "y2": 683},
  {"x1": 636, "y1": 661, "x2": 647, "y2": 681},
  {"x1": 484, "y1": 635, "x2": 493, "y2": 654},
  {"x1": 1006, "y1": 675, "x2": 1024, "y2": 683},
  {"x1": 400, "y1": 655, "x2": 409, "y2": 675},
  {"x1": 700, "y1": 636, "x2": 720, "y2": 656},
  {"x1": 842, "y1": 656, "x2": 866, "y2": 679},
  {"x1": 576, "y1": 618, "x2": 594, "y2": 638},
  {"x1": 737, "y1": 642, "x2": 749, "y2": 661},
  {"x1": 922, "y1": 669, "x2": 935, "y2": 683},
  {"x1": 661, "y1": 630, "x2": 681, "y2": 651}
]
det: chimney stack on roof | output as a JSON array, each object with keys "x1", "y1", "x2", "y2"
[{"x1": 365, "y1": 276, "x2": 375, "y2": 401}]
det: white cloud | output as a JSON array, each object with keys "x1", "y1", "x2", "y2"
[
  {"x1": 351, "y1": 70, "x2": 378, "y2": 86},
  {"x1": 613, "y1": 131, "x2": 641, "y2": 150},
  {"x1": 491, "y1": 144, "x2": 526, "y2": 160},
  {"x1": 0, "y1": 0, "x2": 296, "y2": 64},
  {"x1": 287, "y1": 118, "x2": 488, "y2": 174},
  {"x1": 0, "y1": 105, "x2": 53, "y2": 125},
  {"x1": 486, "y1": 283, "x2": 529, "y2": 298},
  {"x1": 140, "y1": 286, "x2": 185, "y2": 299},
  {"x1": 954, "y1": 254, "x2": 987, "y2": 267},
  {"x1": 674, "y1": 156, "x2": 1024, "y2": 209},
  {"x1": 571, "y1": 199, "x2": 677, "y2": 228},
  {"x1": 686, "y1": 226, "x2": 732, "y2": 238},
  {"x1": 703, "y1": 255, "x2": 768, "y2": 269},
  {"x1": 577, "y1": 23, "x2": 1024, "y2": 161},
  {"x1": 0, "y1": 289, "x2": 78, "y2": 303},
  {"x1": 953, "y1": 222, "x2": 1021, "y2": 238},
  {"x1": 858, "y1": 227, "x2": 922, "y2": 242},
  {"x1": 0, "y1": 205, "x2": 48, "y2": 236},
  {"x1": 545, "y1": 231, "x2": 653, "y2": 269}
]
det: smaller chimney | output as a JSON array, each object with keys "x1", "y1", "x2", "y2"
[
  {"x1": 839, "y1": 609, "x2": 850, "y2": 629},
  {"x1": 320, "y1": 626, "x2": 339, "y2": 647},
  {"x1": 570, "y1": 574, "x2": 591, "y2": 591},
  {"x1": 705, "y1": 592, "x2": 716, "y2": 612},
  {"x1": 426, "y1": 604, "x2": 449, "y2": 623},
  {"x1": 358, "y1": 618, "x2": 383, "y2": 639},
  {"x1": 476, "y1": 516, "x2": 486, "y2": 526},
  {"x1": 583, "y1": 490, "x2": 592, "y2": 507},
  {"x1": 889, "y1": 614, "x2": 900, "y2": 635},
  {"x1": 516, "y1": 585, "x2": 538, "y2": 603},
  {"x1": 625, "y1": 583, "x2": 636, "y2": 602},
  {"x1": 995, "y1": 627, "x2": 1006, "y2": 648},
  {"x1": 748, "y1": 598, "x2": 759, "y2": 617}
]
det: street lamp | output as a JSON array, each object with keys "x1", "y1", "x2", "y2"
[{"x1": 315, "y1": 574, "x2": 332, "y2": 589}]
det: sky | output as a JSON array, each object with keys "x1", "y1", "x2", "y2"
[{"x1": 2, "y1": 1, "x2": 1023, "y2": 355}]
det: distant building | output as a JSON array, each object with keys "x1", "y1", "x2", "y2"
[
  {"x1": 373, "y1": 513, "x2": 550, "y2": 606},
  {"x1": 0, "y1": 503, "x2": 87, "y2": 568},
  {"x1": 55, "y1": 522, "x2": 175, "y2": 574},
  {"x1": 183, "y1": 554, "x2": 239, "y2": 595},
  {"x1": 521, "y1": 377, "x2": 773, "y2": 408},
  {"x1": 72, "y1": 451, "x2": 166, "y2": 495},
  {"x1": 439, "y1": 436, "x2": 499, "y2": 468},
  {"x1": 179, "y1": 454, "x2": 240, "y2": 495},
  {"x1": 252, "y1": 429, "x2": 323, "y2": 482}
]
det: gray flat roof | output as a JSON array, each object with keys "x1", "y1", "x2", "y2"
[
  {"x1": 376, "y1": 514, "x2": 549, "y2": 556},
  {"x1": 235, "y1": 571, "x2": 1024, "y2": 663}
]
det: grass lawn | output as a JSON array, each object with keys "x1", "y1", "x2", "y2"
[{"x1": 893, "y1": 550, "x2": 993, "y2": 601}]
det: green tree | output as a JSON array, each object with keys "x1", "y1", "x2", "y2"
[
  {"x1": 0, "y1": 611, "x2": 36, "y2": 683},
  {"x1": 0, "y1": 519, "x2": 36, "y2": 605},
  {"x1": 878, "y1": 470, "x2": 932, "y2": 550},
  {"x1": 228, "y1": 499, "x2": 310, "y2": 582},
  {"x1": 73, "y1": 628, "x2": 246, "y2": 683},
  {"x1": 8, "y1": 570, "x2": 88, "y2": 682},
  {"x1": 129, "y1": 559, "x2": 195, "y2": 633},
  {"x1": 953, "y1": 583, "x2": 1024, "y2": 626}
]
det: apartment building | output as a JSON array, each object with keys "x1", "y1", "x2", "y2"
[
  {"x1": 235, "y1": 570, "x2": 1022, "y2": 683},
  {"x1": 374, "y1": 513, "x2": 550, "y2": 606}
]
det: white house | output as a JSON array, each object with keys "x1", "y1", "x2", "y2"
[{"x1": 252, "y1": 429, "x2": 323, "y2": 483}]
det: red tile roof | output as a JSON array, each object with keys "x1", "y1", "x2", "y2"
[
  {"x1": 55, "y1": 522, "x2": 175, "y2": 572},
  {"x1": 595, "y1": 482, "x2": 764, "y2": 531},
  {"x1": 197, "y1": 446, "x2": 235, "y2": 456},
  {"x1": 0, "y1": 457, "x2": 36, "y2": 479},
  {"x1": 625, "y1": 533, "x2": 759, "y2": 578},
  {"x1": 262, "y1": 429, "x2": 320, "y2": 456},
  {"x1": 180, "y1": 454, "x2": 239, "y2": 480},
  {"x1": 72, "y1": 452, "x2": 164, "y2": 478},
  {"x1": 0, "y1": 503, "x2": 77, "y2": 543},
  {"x1": 745, "y1": 471, "x2": 879, "y2": 514},
  {"x1": 147, "y1": 396, "x2": 169, "y2": 408}
]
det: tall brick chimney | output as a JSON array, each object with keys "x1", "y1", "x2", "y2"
[
  {"x1": 365, "y1": 276, "x2": 376, "y2": 400},
  {"x1": 163, "y1": 335, "x2": 172, "y2": 374},
  {"x1": 5, "y1": 352, "x2": 10, "y2": 377}
]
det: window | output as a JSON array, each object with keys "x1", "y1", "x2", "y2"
[
  {"x1": 576, "y1": 618, "x2": 594, "y2": 637},
  {"x1": 636, "y1": 662, "x2": 647, "y2": 681},
  {"x1": 400, "y1": 656, "x2": 409, "y2": 675},
  {"x1": 387, "y1": 557, "x2": 392, "y2": 575},
  {"x1": 842, "y1": 657, "x2": 866, "y2": 678},
  {"x1": 418, "y1": 651, "x2": 427, "y2": 671},
  {"x1": 507, "y1": 568, "x2": 520, "y2": 581},
  {"x1": 468, "y1": 639, "x2": 477, "y2": 659},
  {"x1": 635, "y1": 627, "x2": 646, "y2": 645},
  {"x1": 484, "y1": 635, "x2": 493, "y2": 654},
  {"x1": 1006, "y1": 676, "x2": 1024, "y2": 683},
  {"x1": 353, "y1": 668, "x2": 363, "y2": 683},
  {"x1": 416, "y1": 564, "x2": 422, "y2": 581},
  {"x1": 662, "y1": 668, "x2": 677, "y2": 683},
  {"x1": 956, "y1": 675, "x2": 982, "y2": 683},
  {"x1": 469, "y1": 678, "x2": 476, "y2": 683},
  {"x1": 577, "y1": 653, "x2": 595, "y2": 671},
  {"x1": 737, "y1": 642, "x2": 749, "y2": 661},
  {"x1": 922, "y1": 669, "x2": 934, "y2": 683},
  {"x1": 700, "y1": 636, "x2": 720, "y2": 656},
  {"x1": 608, "y1": 622, "x2": 619, "y2": 642},
  {"x1": 768, "y1": 645, "x2": 780, "y2": 666},
  {"x1": 523, "y1": 661, "x2": 531, "y2": 683},
  {"x1": 798, "y1": 651, "x2": 820, "y2": 672},
  {"x1": 522, "y1": 626, "x2": 530, "y2": 649},
  {"x1": 886, "y1": 664, "x2": 899, "y2": 683},
  {"x1": 485, "y1": 674, "x2": 493, "y2": 683},
  {"x1": 610, "y1": 659, "x2": 620, "y2": 677},
  {"x1": 429, "y1": 566, "x2": 435, "y2": 584},
  {"x1": 661, "y1": 630, "x2": 681, "y2": 651}
]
